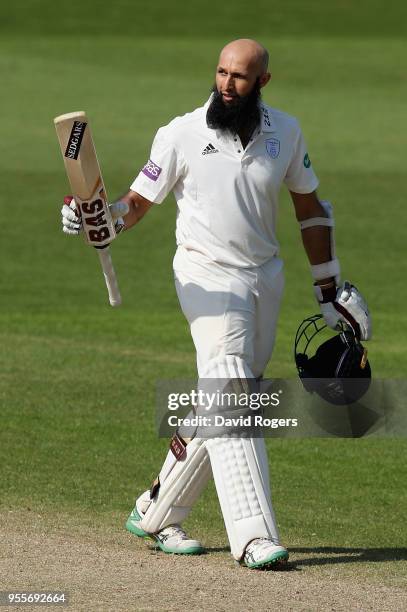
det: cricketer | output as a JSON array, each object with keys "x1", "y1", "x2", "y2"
[{"x1": 61, "y1": 39, "x2": 371, "y2": 569}]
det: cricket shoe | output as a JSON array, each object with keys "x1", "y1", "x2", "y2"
[
  {"x1": 242, "y1": 538, "x2": 289, "y2": 569},
  {"x1": 125, "y1": 507, "x2": 204, "y2": 555}
]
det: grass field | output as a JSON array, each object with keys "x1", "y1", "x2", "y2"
[{"x1": 1, "y1": 1, "x2": 406, "y2": 606}]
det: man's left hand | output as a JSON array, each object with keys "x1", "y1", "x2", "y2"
[{"x1": 314, "y1": 281, "x2": 372, "y2": 340}]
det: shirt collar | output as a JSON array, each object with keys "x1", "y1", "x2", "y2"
[
  {"x1": 204, "y1": 94, "x2": 214, "y2": 109},
  {"x1": 259, "y1": 103, "x2": 275, "y2": 133}
]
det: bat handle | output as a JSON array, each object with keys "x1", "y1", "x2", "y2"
[{"x1": 97, "y1": 246, "x2": 122, "y2": 307}]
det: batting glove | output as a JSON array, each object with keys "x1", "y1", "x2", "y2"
[
  {"x1": 61, "y1": 196, "x2": 129, "y2": 235},
  {"x1": 314, "y1": 280, "x2": 372, "y2": 340}
]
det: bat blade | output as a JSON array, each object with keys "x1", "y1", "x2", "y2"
[
  {"x1": 54, "y1": 111, "x2": 121, "y2": 306},
  {"x1": 54, "y1": 111, "x2": 116, "y2": 247}
]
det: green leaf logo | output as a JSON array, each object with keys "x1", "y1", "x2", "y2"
[{"x1": 304, "y1": 153, "x2": 311, "y2": 168}]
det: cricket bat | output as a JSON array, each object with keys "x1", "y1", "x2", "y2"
[{"x1": 54, "y1": 111, "x2": 121, "y2": 307}]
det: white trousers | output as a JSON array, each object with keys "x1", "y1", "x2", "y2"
[
  {"x1": 173, "y1": 246, "x2": 284, "y2": 378},
  {"x1": 138, "y1": 246, "x2": 285, "y2": 559}
]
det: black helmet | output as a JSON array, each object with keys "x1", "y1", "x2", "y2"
[{"x1": 294, "y1": 315, "x2": 371, "y2": 405}]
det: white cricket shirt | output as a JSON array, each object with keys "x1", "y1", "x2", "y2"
[{"x1": 130, "y1": 99, "x2": 319, "y2": 267}]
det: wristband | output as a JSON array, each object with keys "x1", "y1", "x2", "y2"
[{"x1": 311, "y1": 258, "x2": 341, "y2": 282}]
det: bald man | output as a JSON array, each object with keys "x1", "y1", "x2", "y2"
[{"x1": 61, "y1": 38, "x2": 370, "y2": 569}]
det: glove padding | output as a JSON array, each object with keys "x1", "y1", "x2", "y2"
[
  {"x1": 61, "y1": 196, "x2": 129, "y2": 235},
  {"x1": 314, "y1": 280, "x2": 372, "y2": 340},
  {"x1": 61, "y1": 196, "x2": 81, "y2": 234}
]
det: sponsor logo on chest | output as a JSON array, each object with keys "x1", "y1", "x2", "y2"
[{"x1": 202, "y1": 143, "x2": 219, "y2": 155}]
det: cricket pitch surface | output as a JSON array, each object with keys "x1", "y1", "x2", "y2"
[{"x1": 1, "y1": 511, "x2": 406, "y2": 611}]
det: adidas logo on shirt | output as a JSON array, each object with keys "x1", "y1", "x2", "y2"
[{"x1": 202, "y1": 143, "x2": 219, "y2": 155}]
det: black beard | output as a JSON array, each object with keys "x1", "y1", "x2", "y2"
[{"x1": 206, "y1": 81, "x2": 261, "y2": 135}]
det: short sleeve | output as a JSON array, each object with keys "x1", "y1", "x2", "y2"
[
  {"x1": 284, "y1": 123, "x2": 319, "y2": 194},
  {"x1": 130, "y1": 127, "x2": 185, "y2": 203}
]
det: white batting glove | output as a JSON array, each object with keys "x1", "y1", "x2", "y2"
[
  {"x1": 61, "y1": 196, "x2": 81, "y2": 234},
  {"x1": 61, "y1": 196, "x2": 129, "y2": 236},
  {"x1": 314, "y1": 280, "x2": 372, "y2": 340}
]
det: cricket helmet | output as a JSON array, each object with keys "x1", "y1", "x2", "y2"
[{"x1": 294, "y1": 314, "x2": 371, "y2": 405}]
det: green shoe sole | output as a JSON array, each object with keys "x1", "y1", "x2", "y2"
[
  {"x1": 154, "y1": 542, "x2": 204, "y2": 555},
  {"x1": 245, "y1": 550, "x2": 289, "y2": 569},
  {"x1": 125, "y1": 516, "x2": 148, "y2": 538},
  {"x1": 125, "y1": 514, "x2": 204, "y2": 555}
]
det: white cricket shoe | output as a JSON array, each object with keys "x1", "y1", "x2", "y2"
[
  {"x1": 243, "y1": 538, "x2": 289, "y2": 569},
  {"x1": 126, "y1": 507, "x2": 204, "y2": 555},
  {"x1": 152, "y1": 524, "x2": 204, "y2": 555}
]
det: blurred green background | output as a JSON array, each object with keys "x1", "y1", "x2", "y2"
[{"x1": 1, "y1": 0, "x2": 406, "y2": 559}]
